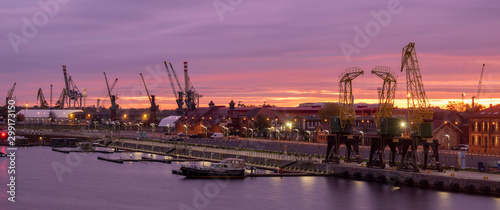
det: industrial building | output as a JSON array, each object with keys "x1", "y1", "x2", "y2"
[{"x1": 469, "y1": 104, "x2": 500, "y2": 154}]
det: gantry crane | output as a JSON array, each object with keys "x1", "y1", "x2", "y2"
[
  {"x1": 37, "y1": 88, "x2": 49, "y2": 109},
  {"x1": 400, "y1": 42, "x2": 440, "y2": 171},
  {"x1": 54, "y1": 88, "x2": 67, "y2": 109},
  {"x1": 140, "y1": 73, "x2": 159, "y2": 124},
  {"x1": 367, "y1": 66, "x2": 399, "y2": 168},
  {"x1": 164, "y1": 61, "x2": 184, "y2": 115},
  {"x1": 472, "y1": 64, "x2": 486, "y2": 109},
  {"x1": 103, "y1": 72, "x2": 119, "y2": 121},
  {"x1": 62, "y1": 65, "x2": 83, "y2": 109},
  {"x1": 326, "y1": 67, "x2": 364, "y2": 164}
]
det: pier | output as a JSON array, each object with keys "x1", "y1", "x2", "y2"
[{"x1": 101, "y1": 138, "x2": 500, "y2": 196}]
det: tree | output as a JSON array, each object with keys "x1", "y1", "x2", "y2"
[
  {"x1": 318, "y1": 103, "x2": 340, "y2": 121},
  {"x1": 445, "y1": 101, "x2": 485, "y2": 112},
  {"x1": 445, "y1": 101, "x2": 468, "y2": 112},
  {"x1": 49, "y1": 111, "x2": 57, "y2": 122},
  {"x1": 254, "y1": 114, "x2": 271, "y2": 132},
  {"x1": 16, "y1": 113, "x2": 25, "y2": 121}
]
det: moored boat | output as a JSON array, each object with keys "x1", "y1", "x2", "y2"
[{"x1": 176, "y1": 158, "x2": 246, "y2": 178}]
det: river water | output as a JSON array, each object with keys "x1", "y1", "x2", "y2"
[{"x1": 0, "y1": 146, "x2": 499, "y2": 210}]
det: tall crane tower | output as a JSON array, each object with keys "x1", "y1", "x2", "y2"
[
  {"x1": 184, "y1": 61, "x2": 202, "y2": 110},
  {"x1": 37, "y1": 88, "x2": 49, "y2": 109},
  {"x1": 399, "y1": 42, "x2": 440, "y2": 172},
  {"x1": 326, "y1": 67, "x2": 364, "y2": 164},
  {"x1": 472, "y1": 64, "x2": 486, "y2": 109},
  {"x1": 140, "y1": 73, "x2": 159, "y2": 124},
  {"x1": 62, "y1": 65, "x2": 83, "y2": 109},
  {"x1": 367, "y1": 67, "x2": 399, "y2": 169},
  {"x1": 164, "y1": 61, "x2": 184, "y2": 115},
  {"x1": 103, "y1": 72, "x2": 119, "y2": 121}
]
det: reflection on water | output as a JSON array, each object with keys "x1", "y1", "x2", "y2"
[{"x1": 1, "y1": 146, "x2": 499, "y2": 210}]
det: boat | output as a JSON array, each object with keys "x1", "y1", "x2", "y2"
[{"x1": 176, "y1": 158, "x2": 246, "y2": 178}]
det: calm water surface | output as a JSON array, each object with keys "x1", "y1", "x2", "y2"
[{"x1": 1, "y1": 146, "x2": 499, "y2": 210}]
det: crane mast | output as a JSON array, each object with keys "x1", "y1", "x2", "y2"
[
  {"x1": 371, "y1": 66, "x2": 397, "y2": 128},
  {"x1": 140, "y1": 73, "x2": 159, "y2": 123},
  {"x1": 401, "y1": 42, "x2": 433, "y2": 136},
  {"x1": 62, "y1": 65, "x2": 83, "y2": 109},
  {"x1": 338, "y1": 67, "x2": 364, "y2": 131},
  {"x1": 54, "y1": 88, "x2": 67, "y2": 109}
]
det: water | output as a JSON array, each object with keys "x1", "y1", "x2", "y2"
[{"x1": 1, "y1": 146, "x2": 499, "y2": 210}]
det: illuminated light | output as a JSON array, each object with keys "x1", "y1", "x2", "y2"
[
  {"x1": 143, "y1": 114, "x2": 147, "y2": 118},
  {"x1": 401, "y1": 122, "x2": 406, "y2": 127},
  {"x1": 124, "y1": 114, "x2": 127, "y2": 118},
  {"x1": 1, "y1": 133, "x2": 6, "y2": 137},
  {"x1": 87, "y1": 114, "x2": 91, "y2": 117},
  {"x1": 266, "y1": 118, "x2": 269, "y2": 121}
]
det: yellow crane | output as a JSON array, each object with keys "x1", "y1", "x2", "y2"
[{"x1": 326, "y1": 67, "x2": 364, "y2": 164}]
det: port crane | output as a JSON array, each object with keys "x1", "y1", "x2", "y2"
[
  {"x1": 164, "y1": 61, "x2": 184, "y2": 115},
  {"x1": 326, "y1": 67, "x2": 364, "y2": 164},
  {"x1": 472, "y1": 64, "x2": 486, "y2": 109},
  {"x1": 5, "y1": 83, "x2": 16, "y2": 107},
  {"x1": 367, "y1": 67, "x2": 399, "y2": 168},
  {"x1": 184, "y1": 61, "x2": 203, "y2": 110},
  {"x1": 140, "y1": 73, "x2": 159, "y2": 124},
  {"x1": 399, "y1": 42, "x2": 440, "y2": 172},
  {"x1": 103, "y1": 72, "x2": 119, "y2": 121},
  {"x1": 62, "y1": 65, "x2": 83, "y2": 109},
  {"x1": 54, "y1": 89, "x2": 67, "y2": 109},
  {"x1": 37, "y1": 88, "x2": 49, "y2": 109},
  {"x1": 101, "y1": 78, "x2": 118, "y2": 107}
]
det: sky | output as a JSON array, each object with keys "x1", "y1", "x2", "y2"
[{"x1": 1, "y1": 0, "x2": 500, "y2": 110}]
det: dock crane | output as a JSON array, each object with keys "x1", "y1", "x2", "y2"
[
  {"x1": 164, "y1": 61, "x2": 184, "y2": 115},
  {"x1": 101, "y1": 78, "x2": 118, "y2": 107},
  {"x1": 367, "y1": 66, "x2": 399, "y2": 168},
  {"x1": 103, "y1": 72, "x2": 119, "y2": 121},
  {"x1": 37, "y1": 88, "x2": 49, "y2": 109},
  {"x1": 140, "y1": 73, "x2": 159, "y2": 123},
  {"x1": 54, "y1": 88, "x2": 67, "y2": 109},
  {"x1": 399, "y1": 42, "x2": 440, "y2": 172},
  {"x1": 5, "y1": 83, "x2": 16, "y2": 107},
  {"x1": 183, "y1": 61, "x2": 203, "y2": 110},
  {"x1": 62, "y1": 65, "x2": 83, "y2": 109},
  {"x1": 472, "y1": 64, "x2": 486, "y2": 109},
  {"x1": 326, "y1": 67, "x2": 364, "y2": 164}
]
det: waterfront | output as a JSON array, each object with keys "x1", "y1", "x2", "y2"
[{"x1": 1, "y1": 146, "x2": 499, "y2": 210}]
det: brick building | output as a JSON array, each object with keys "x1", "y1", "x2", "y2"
[{"x1": 469, "y1": 105, "x2": 500, "y2": 154}]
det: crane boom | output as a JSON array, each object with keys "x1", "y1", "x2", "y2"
[
  {"x1": 476, "y1": 64, "x2": 486, "y2": 101},
  {"x1": 37, "y1": 88, "x2": 49, "y2": 109},
  {"x1": 139, "y1": 73, "x2": 152, "y2": 103},
  {"x1": 169, "y1": 62, "x2": 184, "y2": 92},
  {"x1": 164, "y1": 61, "x2": 178, "y2": 99},
  {"x1": 103, "y1": 72, "x2": 118, "y2": 121},
  {"x1": 371, "y1": 66, "x2": 397, "y2": 129}
]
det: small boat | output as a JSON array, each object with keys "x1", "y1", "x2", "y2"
[{"x1": 176, "y1": 158, "x2": 246, "y2": 178}]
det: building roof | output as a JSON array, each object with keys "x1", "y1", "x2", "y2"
[
  {"x1": 18, "y1": 109, "x2": 83, "y2": 119},
  {"x1": 158, "y1": 116, "x2": 181, "y2": 127},
  {"x1": 470, "y1": 104, "x2": 500, "y2": 118}
]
